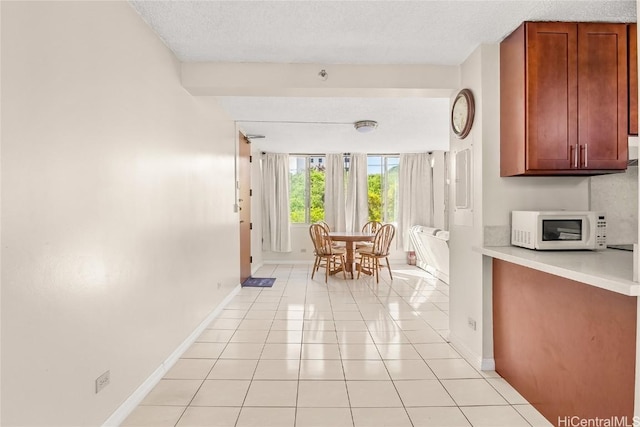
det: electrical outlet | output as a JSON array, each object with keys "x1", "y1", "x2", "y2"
[
  {"x1": 300, "y1": 248, "x2": 307, "y2": 253},
  {"x1": 95, "y1": 370, "x2": 110, "y2": 394},
  {"x1": 468, "y1": 317, "x2": 477, "y2": 331},
  {"x1": 217, "y1": 282, "x2": 222, "y2": 289}
]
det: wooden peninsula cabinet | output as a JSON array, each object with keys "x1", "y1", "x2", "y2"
[
  {"x1": 629, "y1": 23, "x2": 637, "y2": 135},
  {"x1": 501, "y1": 22, "x2": 628, "y2": 176}
]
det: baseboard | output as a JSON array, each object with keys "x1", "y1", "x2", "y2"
[
  {"x1": 102, "y1": 284, "x2": 241, "y2": 427},
  {"x1": 449, "y1": 332, "x2": 494, "y2": 372},
  {"x1": 263, "y1": 259, "x2": 314, "y2": 265},
  {"x1": 481, "y1": 358, "x2": 496, "y2": 371}
]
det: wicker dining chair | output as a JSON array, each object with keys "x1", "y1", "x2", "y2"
[
  {"x1": 362, "y1": 220, "x2": 382, "y2": 234},
  {"x1": 357, "y1": 223, "x2": 396, "y2": 283},
  {"x1": 356, "y1": 220, "x2": 382, "y2": 250},
  {"x1": 309, "y1": 223, "x2": 347, "y2": 283},
  {"x1": 311, "y1": 221, "x2": 330, "y2": 273},
  {"x1": 317, "y1": 220, "x2": 331, "y2": 233}
]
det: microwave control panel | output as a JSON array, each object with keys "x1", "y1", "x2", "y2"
[{"x1": 595, "y1": 216, "x2": 607, "y2": 249}]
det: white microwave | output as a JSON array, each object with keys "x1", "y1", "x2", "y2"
[{"x1": 511, "y1": 211, "x2": 607, "y2": 250}]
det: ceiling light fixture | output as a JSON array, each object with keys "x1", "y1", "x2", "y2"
[{"x1": 354, "y1": 120, "x2": 378, "y2": 133}]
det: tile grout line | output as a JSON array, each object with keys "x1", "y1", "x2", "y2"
[
  {"x1": 328, "y1": 275, "x2": 356, "y2": 427},
  {"x1": 230, "y1": 287, "x2": 262, "y2": 427},
  {"x1": 292, "y1": 271, "x2": 307, "y2": 427},
  {"x1": 177, "y1": 287, "x2": 262, "y2": 427},
  {"x1": 370, "y1": 268, "x2": 418, "y2": 427}
]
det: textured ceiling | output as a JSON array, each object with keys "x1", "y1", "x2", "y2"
[
  {"x1": 129, "y1": 0, "x2": 636, "y2": 153},
  {"x1": 130, "y1": 0, "x2": 635, "y2": 65}
]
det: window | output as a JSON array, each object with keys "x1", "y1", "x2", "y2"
[
  {"x1": 289, "y1": 154, "x2": 398, "y2": 224},
  {"x1": 367, "y1": 155, "x2": 399, "y2": 223},
  {"x1": 289, "y1": 156, "x2": 325, "y2": 223}
]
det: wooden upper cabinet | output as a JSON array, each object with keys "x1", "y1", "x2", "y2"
[
  {"x1": 500, "y1": 22, "x2": 628, "y2": 176},
  {"x1": 526, "y1": 22, "x2": 578, "y2": 172},
  {"x1": 629, "y1": 23, "x2": 637, "y2": 135},
  {"x1": 577, "y1": 23, "x2": 628, "y2": 170}
]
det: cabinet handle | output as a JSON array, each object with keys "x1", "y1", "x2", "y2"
[
  {"x1": 584, "y1": 144, "x2": 588, "y2": 168},
  {"x1": 572, "y1": 144, "x2": 578, "y2": 168}
]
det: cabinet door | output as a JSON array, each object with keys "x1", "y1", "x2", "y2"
[
  {"x1": 629, "y1": 23, "x2": 637, "y2": 135},
  {"x1": 526, "y1": 22, "x2": 578, "y2": 171},
  {"x1": 577, "y1": 23, "x2": 628, "y2": 170}
]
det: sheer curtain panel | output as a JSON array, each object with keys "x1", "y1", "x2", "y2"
[
  {"x1": 345, "y1": 153, "x2": 369, "y2": 232},
  {"x1": 324, "y1": 153, "x2": 346, "y2": 231},
  {"x1": 398, "y1": 153, "x2": 433, "y2": 249},
  {"x1": 261, "y1": 153, "x2": 291, "y2": 252}
]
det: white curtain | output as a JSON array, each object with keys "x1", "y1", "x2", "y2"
[
  {"x1": 398, "y1": 153, "x2": 433, "y2": 249},
  {"x1": 324, "y1": 153, "x2": 346, "y2": 231},
  {"x1": 261, "y1": 153, "x2": 291, "y2": 252},
  {"x1": 345, "y1": 153, "x2": 369, "y2": 232}
]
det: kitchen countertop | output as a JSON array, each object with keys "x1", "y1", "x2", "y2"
[{"x1": 475, "y1": 246, "x2": 640, "y2": 296}]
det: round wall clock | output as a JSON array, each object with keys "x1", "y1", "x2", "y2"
[{"x1": 451, "y1": 88, "x2": 475, "y2": 139}]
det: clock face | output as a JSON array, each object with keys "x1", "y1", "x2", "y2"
[
  {"x1": 452, "y1": 96, "x2": 468, "y2": 133},
  {"x1": 451, "y1": 89, "x2": 474, "y2": 139}
]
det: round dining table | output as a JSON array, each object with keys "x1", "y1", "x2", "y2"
[{"x1": 328, "y1": 231, "x2": 376, "y2": 278}]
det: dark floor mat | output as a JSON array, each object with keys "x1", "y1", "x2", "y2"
[{"x1": 242, "y1": 277, "x2": 275, "y2": 287}]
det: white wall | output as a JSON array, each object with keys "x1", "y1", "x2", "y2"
[
  {"x1": 0, "y1": 1, "x2": 3, "y2": 421},
  {"x1": 1, "y1": 2, "x2": 238, "y2": 426},
  {"x1": 448, "y1": 46, "x2": 486, "y2": 366},
  {"x1": 0, "y1": 0, "x2": 3, "y2": 424},
  {"x1": 448, "y1": 44, "x2": 590, "y2": 368}
]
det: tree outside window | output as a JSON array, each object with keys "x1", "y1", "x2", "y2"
[
  {"x1": 290, "y1": 154, "x2": 397, "y2": 224},
  {"x1": 289, "y1": 156, "x2": 325, "y2": 223},
  {"x1": 367, "y1": 155, "x2": 399, "y2": 223}
]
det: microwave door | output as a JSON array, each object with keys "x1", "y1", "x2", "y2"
[{"x1": 539, "y1": 218, "x2": 584, "y2": 249}]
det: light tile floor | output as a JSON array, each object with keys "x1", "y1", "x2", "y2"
[{"x1": 123, "y1": 264, "x2": 553, "y2": 427}]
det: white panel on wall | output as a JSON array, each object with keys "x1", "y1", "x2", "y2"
[
  {"x1": 453, "y1": 142, "x2": 474, "y2": 227},
  {"x1": 455, "y1": 149, "x2": 471, "y2": 208},
  {"x1": 431, "y1": 151, "x2": 449, "y2": 230}
]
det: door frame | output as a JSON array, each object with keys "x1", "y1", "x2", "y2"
[{"x1": 238, "y1": 132, "x2": 252, "y2": 283}]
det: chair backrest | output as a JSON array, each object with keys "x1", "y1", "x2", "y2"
[
  {"x1": 309, "y1": 223, "x2": 333, "y2": 256},
  {"x1": 317, "y1": 221, "x2": 331, "y2": 233},
  {"x1": 371, "y1": 224, "x2": 396, "y2": 256},
  {"x1": 361, "y1": 221, "x2": 382, "y2": 234}
]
